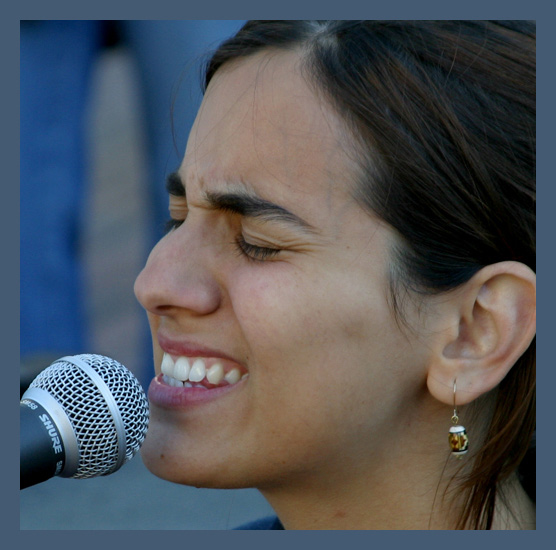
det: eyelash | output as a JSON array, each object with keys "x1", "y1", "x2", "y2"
[
  {"x1": 164, "y1": 217, "x2": 281, "y2": 262},
  {"x1": 234, "y1": 235, "x2": 281, "y2": 262},
  {"x1": 164, "y1": 217, "x2": 183, "y2": 233}
]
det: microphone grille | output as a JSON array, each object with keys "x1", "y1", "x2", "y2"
[{"x1": 29, "y1": 354, "x2": 149, "y2": 479}]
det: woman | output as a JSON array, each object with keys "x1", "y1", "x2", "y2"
[{"x1": 134, "y1": 21, "x2": 536, "y2": 529}]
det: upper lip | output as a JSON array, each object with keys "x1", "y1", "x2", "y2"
[{"x1": 157, "y1": 332, "x2": 241, "y2": 365}]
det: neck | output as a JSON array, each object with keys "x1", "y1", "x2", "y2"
[
  {"x1": 260, "y1": 450, "x2": 465, "y2": 530},
  {"x1": 490, "y1": 475, "x2": 535, "y2": 530},
  {"x1": 261, "y1": 463, "x2": 535, "y2": 530},
  {"x1": 257, "y1": 392, "x2": 469, "y2": 530}
]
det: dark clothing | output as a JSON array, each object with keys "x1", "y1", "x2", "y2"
[{"x1": 234, "y1": 516, "x2": 284, "y2": 530}]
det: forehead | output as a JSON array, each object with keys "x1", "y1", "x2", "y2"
[{"x1": 181, "y1": 50, "x2": 356, "y2": 206}]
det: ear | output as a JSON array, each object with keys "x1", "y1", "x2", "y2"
[{"x1": 427, "y1": 261, "x2": 536, "y2": 407}]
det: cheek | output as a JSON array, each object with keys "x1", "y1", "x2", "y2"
[
  {"x1": 230, "y1": 270, "x2": 410, "y2": 460},
  {"x1": 230, "y1": 265, "x2": 396, "y2": 374},
  {"x1": 231, "y1": 269, "x2": 327, "y2": 351}
]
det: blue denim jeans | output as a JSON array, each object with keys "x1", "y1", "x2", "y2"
[{"x1": 20, "y1": 20, "x2": 245, "y2": 370}]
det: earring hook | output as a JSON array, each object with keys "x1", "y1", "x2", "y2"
[{"x1": 451, "y1": 380, "x2": 459, "y2": 424}]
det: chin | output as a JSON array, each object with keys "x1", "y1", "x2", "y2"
[
  {"x1": 139, "y1": 418, "x2": 257, "y2": 489},
  {"x1": 141, "y1": 450, "x2": 254, "y2": 490}
]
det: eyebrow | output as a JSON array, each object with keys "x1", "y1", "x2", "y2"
[{"x1": 165, "y1": 172, "x2": 315, "y2": 232}]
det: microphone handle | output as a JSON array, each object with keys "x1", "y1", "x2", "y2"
[{"x1": 20, "y1": 400, "x2": 67, "y2": 489}]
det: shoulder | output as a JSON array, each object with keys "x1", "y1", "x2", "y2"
[{"x1": 233, "y1": 516, "x2": 284, "y2": 530}]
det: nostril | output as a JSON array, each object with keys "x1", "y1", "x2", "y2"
[{"x1": 153, "y1": 304, "x2": 175, "y2": 315}]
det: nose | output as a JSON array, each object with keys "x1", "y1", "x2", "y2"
[{"x1": 134, "y1": 225, "x2": 222, "y2": 318}]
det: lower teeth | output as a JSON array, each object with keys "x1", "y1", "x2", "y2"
[{"x1": 163, "y1": 375, "x2": 210, "y2": 389}]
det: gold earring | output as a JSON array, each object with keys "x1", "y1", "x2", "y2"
[{"x1": 448, "y1": 380, "x2": 468, "y2": 458}]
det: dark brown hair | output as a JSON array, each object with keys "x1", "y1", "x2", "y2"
[{"x1": 204, "y1": 20, "x2": 536, "y2": 529}]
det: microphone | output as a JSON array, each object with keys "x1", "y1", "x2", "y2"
[{"x1": 20, "y1": 354, "x2": 149, "y2": 490}]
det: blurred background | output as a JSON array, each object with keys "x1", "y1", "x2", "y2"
[{"x1": 20, "y1": 20, "x2": 274, "y2": 529}]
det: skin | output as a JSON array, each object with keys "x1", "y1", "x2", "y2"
[{"x1": 134, "y1": 50, "x2": 532, "y2": 529}]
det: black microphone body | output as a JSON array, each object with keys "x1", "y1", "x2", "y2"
[
  {"x1": 20, "y1": 399, "x2": 70, "y2": 489},
  {"x1": 20, "y1": 354, "x2": 149, "y2": 490}
]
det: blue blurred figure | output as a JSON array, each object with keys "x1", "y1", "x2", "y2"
[{"x1": 20, "y1": 20, "x2": 245, "y2": 392}]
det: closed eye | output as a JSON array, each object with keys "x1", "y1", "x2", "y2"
[
  {"x1": 235, "y1": 235, "x2": 281, "y2": 262},
  {"x1": 165, "y1": 216, "x2": 281, "y2": 262}
]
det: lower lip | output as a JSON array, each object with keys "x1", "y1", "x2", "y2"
[{"x1": 147, "y1": 373, "x2": 245, "y2": 410}]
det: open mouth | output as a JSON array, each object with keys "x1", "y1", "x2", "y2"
[{"x1": 160, "y1": 353, "x2": 248, "y2": 389}]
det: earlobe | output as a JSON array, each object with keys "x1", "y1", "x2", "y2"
[{"x1": 427, "y1": 261, "x2": 536, "y2": 406}]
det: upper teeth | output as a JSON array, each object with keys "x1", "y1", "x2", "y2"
[{"x1": 160, "y1": 353, "x2": 245, "y2": 387}]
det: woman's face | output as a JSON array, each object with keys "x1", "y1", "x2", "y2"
[{"x1": 134, "y1": 51, "x2": 434, "y2": 490}]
